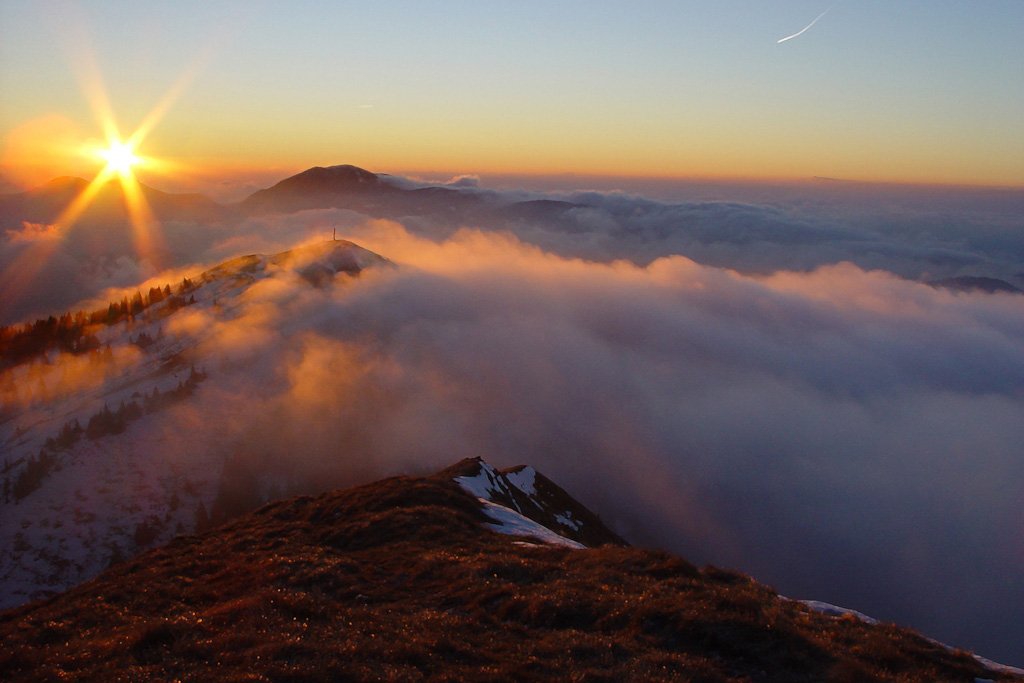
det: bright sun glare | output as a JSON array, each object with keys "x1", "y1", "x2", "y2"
[{"x1": 99, "y1": 140, "x2": 141, "y2": 177}]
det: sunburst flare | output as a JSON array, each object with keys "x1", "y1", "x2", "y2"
[{"x1": 1, "y1": 53, "x2": 191, "y2": 322}]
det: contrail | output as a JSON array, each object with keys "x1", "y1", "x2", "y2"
[{"x1": 777, "y1": 7, "x2": 830, "y2": 44}]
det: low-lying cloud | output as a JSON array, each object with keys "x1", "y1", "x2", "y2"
[
  {"x1": 145, "y1": 220, "x2": 1024, "y2": 663},
  {"x1": 3, "y1": 175, "x2": 1023, "y2": 325},
  {"x1": 0, "y1": 343, "x2": 142, "y2": 408}
]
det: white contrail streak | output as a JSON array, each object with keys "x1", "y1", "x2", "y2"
[{"x1": 777, "y1": 7, "x2": 830, "y2": 44}]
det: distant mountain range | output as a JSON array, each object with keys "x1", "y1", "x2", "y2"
[
  {"x1": 3, "y1": 165, "x2": 1021, "y2": 308},
  {"x1": 0, "y1": 175, "x2": 229, "y2": 226},
  {"x1": 0, "y1": 164, "x2": 591, "y2": 325},
  {"x1": 239, "y1": 164, "x2": 583, "y2": 229},
  {"x1": 0, "y1": 165, "x2": 577, "y2": 228},
  {"x1": 929, "y1": 275, "x2": 1022, "y2": 295},
  {"x1": 2, "y1": 456, "x2": 1020, "y2": 681}
]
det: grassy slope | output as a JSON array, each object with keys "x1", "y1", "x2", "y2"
[{"x1": 0, "y1": 472, "x2": 1011, "y2": 682}]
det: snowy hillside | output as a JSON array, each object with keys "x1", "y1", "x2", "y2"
[{"x1": 0, "y1": 239, "x2": 388, "y2": 608}]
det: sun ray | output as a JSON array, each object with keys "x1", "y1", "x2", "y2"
[
  {"x1": 120, "y1": 170, "x2": 165, "y2": 267},
  {"x1": 126, "y1": 57, "x2": 205, "y2": 149},
  {"x1": 2, "y1": 89, "x2": 184, "y2": 323},
  {"x1": 0, "y1": 236, "x2": 66, "y2": 323},
  {"x1": 69, "y1": 33, "x2": 120, "y2": 145},
  {"x1": 1, "y1": 11, "x2": 227, "y2": 322}
]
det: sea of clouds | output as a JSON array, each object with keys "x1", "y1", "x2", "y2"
[{"x1": 3, "y1": 177, "x2": 1024, "y2": 662}]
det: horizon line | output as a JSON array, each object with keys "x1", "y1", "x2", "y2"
[{"x1": 3, "y1": 165, "x2": 1023, "y2": 196}]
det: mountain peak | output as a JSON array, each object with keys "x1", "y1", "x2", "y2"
[
  {"x1": 299, "y1": 164, "x2": 379, "y2": 182},
  {"x1": 267, "y1": 164, "x2": 381, "y2": 192},
  {"x1": 445, "y1": 457, "x2": 627, "y2": 548},
  {"x1": 241, "y1": 164, "x2": 389, "y2": 212},
  {"x1": 195, "y1": 239, "x2": 391, "y2": 291},
  {"x1": 42, "y1": 176, "x2": 90, "y2": 191}
]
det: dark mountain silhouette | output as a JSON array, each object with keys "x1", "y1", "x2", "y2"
[
  {"x1": 0, "y1": 177, "x2": 236, "y2": 326},
  {"x1": 240, "y1": 164, "x2": 390, "y2": 213},
  {"x1": 0, "y1": 176, "x2": 229, "y2": 227},
  {"x1": 0, "y1": 174, "x2": 21, "y2": 194},
  {"x1": 0, "y1": 165, "x2": 587, "y2": 236},
  {"x1": 0, "y1": 458, "x2": 1016, "y2": 682},
  {"x1": 240, "y1": 164, "x2": 492, "y2": 220},
  {"x1": 238, "y1": 164, "x2": 582, "y2": 226},
  {"x1": 929, "y1": 275, "x2": 1022, "y2": 295}
]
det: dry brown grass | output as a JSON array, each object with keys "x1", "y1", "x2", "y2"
[{"x1": 0, "y1": 473, "x2": 1013, "y2": 682}]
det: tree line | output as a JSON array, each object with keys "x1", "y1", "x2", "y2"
[{"x1": 0, "y1": 278, "x2": 197, "y2": 369}]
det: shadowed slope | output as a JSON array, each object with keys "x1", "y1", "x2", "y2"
[{"x1": 0, "y1": 461, "x2": 1014, "y2": 682}]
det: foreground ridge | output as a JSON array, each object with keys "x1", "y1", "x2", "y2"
[{"x1": 0, "y1": 459, "x2": 1018, "y2": 682}]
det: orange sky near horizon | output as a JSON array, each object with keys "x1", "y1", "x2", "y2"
[
  {"x1": 4, "y1": 111, "x2": 1020, "y2": 197},
  {"x1": 1, "y1": 2, "x2": 1022, "y2": 194}
]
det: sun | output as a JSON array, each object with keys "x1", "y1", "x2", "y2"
[{"x1": 98, "y1": 139, "x2": 141, "y2": 178}]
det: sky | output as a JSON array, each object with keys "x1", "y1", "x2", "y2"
[{"x1": 1, "y1": 0, "x2": 1023, "y2": 190}]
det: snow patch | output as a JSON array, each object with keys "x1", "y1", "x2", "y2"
[
  {"x1": 454, "y1": 461, "x2": 503, "y2": 501},
  {"x1": 798, "y1": 599, "x2": 879, "y2": 625},
  {"x1": 554, "y1": 511, "x2": 582, "y2": 531},
  {"x1": 477, "y1": 499, "x2": 584, "y2": 549},
  {"x1": 973, "y1": 657, "x2": 1024, "y2": 677},
  {"x1": 504, "y1": 466, "x2": 537, "y2": 496}
]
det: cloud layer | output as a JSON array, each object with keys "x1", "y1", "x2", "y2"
[
  {"x1": 3, "y1": 176, "x2": 1024, "y2": 325},
  {"x1": 147, "y1": 220, "x2": 1024, "y2": 663}
]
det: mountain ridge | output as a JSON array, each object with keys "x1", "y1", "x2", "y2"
[{"x1": 1, "y1": 457, "x2": 1019, "y2": 682}]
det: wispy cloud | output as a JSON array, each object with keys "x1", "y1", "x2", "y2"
[{"x1": 5, "y1": 222, "x2": 61, "y2": 243}]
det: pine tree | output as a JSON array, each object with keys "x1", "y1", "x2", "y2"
[
  {"x1": 194, "y1": 500, "x2": 210, "y2": 531},
  {"x1": 130, "y1": 291, "x2": 144, "y2": 316},
  {"x1": 106, "y1": 542, "x2": 125, "y2": 568}
]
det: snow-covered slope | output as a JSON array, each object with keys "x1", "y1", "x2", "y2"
[{"x1": 0, "y1": 240, "x2": 388, "y2": 608}]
